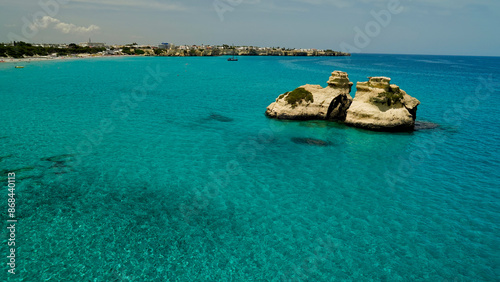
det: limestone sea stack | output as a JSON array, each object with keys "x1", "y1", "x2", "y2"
[
  {"x1": 344, "y1": 77, "x2": 420, "y2": 131},
  {"x1": 265, "y1": 71, "x2": 354, "y2": 121}
]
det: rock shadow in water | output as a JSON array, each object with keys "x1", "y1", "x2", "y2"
[
  {"x1": 291, "y1": 137, "x2": 333, "y2": 147},
  {"x1": 414, "y1": 121, "x2": 440, "y2": 131}
]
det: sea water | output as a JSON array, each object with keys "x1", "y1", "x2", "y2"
[{"x1": 0, "y1": 54, "x2": 499, "y2": 281}]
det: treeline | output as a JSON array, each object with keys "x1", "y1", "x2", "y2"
[
  {"x1": 121, "y1": 47, "x2": 145, "y2": 55},
  {"x1": 0, "y1": 42, "x2": 106, "y2": 58}
]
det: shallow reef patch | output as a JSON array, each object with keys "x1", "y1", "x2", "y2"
[
  {"x1": 0, "y1": 154, "x2": 13, "y2": 162},
  {"x1": 40, "y1": 154, "x2": 76, "y2": 163},
  {"x1": 206, "y1": 113, "x2": 234, "y2": 122}
]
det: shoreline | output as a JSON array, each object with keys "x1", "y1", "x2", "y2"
[
  {"x1": 0, "y1": 55, "x2": 132, "y2": 64},
  {"x1": 0, "y1": 54, "x2": 351, "y2": 65}
]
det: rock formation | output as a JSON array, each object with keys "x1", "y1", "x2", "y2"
[
  {"x1": 265, "y1": 71, "x2": 422, "y2": 132},
  {"x1": 265, "y1": 71, "x2": 353, "y2": 121},
  {"x1": 344, "y1": 77, "x2": 420, "y2": 131}
]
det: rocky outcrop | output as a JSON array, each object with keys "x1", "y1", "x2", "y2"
[
  {"x1": 265, "y1": 71, "x2": 353, "y2": 121},
  {"x1": 265, "y1": 71, "x2": 422, "y2": 132},
  {"x1": 344, "y1": 77, "x2": 420, "y2": 131}
]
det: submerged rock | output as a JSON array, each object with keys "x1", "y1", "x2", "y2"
[
  {"x1": 0, "y1": 166, "x2": 36, "y2": 175},
  {"x1": 265, "y1": 71, "x2": 353, "y2": 121},
  {"x1": 0, "y1": 154, "x2": 13, "y2": 162},
  {"x1": 207, "y1": 113, "x2": 234, "y2": 122},
  {"x1": 345, "y1": 77, "x2": 420, "y2": 132},
  {"x1": 41, "y1": 154, "x2": 75, "y2": 163},
  {"x1": 291, "y1": 137, "x2": 332, "y2": 146}
]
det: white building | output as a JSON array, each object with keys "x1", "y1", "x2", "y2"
[
  {"x1": 79, "y1": 38, "x2": 105, "y2": 48},
  {"x1": 158, "y1": 43, "x2": 171, "y2": 49}
]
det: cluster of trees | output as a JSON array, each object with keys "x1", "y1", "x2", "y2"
[
  {"x1": 121, "y1": 47, "x2": 145, "y2": 55},
  {"x1": 0, "y1": 42, "x2": 106, "y2": 58}
]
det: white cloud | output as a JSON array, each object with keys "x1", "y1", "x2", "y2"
[{"x1": 29, "y1": 16, "x2": 100, "y2": 34}]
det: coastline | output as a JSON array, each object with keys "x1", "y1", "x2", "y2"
[
  {"x1": 0, "y1": 53, "x2": 350, "y2": 65},
  {"x1": 0, "y1": 55, "x2": 130, "y2": 64}
]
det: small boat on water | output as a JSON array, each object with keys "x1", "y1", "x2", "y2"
[
  {"x1": 227, "y1": 44, "x2": 238, "y2": 61},
  {"x1": 15, "y1": 66, "x2": 24, "y2": 68}
]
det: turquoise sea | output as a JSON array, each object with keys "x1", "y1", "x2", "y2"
[{"x1": 1, "y1": 54, "x2": 499, "y2": 281}]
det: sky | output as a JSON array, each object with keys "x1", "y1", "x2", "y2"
[{"x1": 1, "y1": 0, "x2": 499, "y2": 56}]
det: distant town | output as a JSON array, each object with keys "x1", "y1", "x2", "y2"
[{"x1": 0, "y1": 39, "x2": 350, "y2": 59}]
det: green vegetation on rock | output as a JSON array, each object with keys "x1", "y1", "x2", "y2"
[
  {"x1": 371, "y1": 89, "x2": 404, "y2": 107},
  {"x1": 278, "y1": 93, "x2": 288, "y2": 100},
  {"x1": 285, "y1": 87, "x2": 313, "y2": 108}
]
